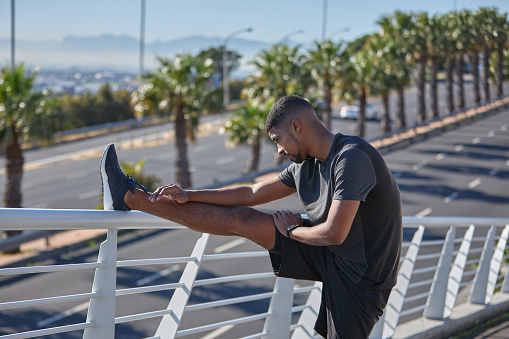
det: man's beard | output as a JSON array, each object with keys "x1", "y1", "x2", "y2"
[{"x1": 287, "y1": 133, "x2": 304, "y2": 163}]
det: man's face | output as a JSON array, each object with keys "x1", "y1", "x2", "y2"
[{"x1": 268, "y1": 126, "x2": 305, "y2": 163}]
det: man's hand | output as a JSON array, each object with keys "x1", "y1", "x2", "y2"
[
  {"x1": 149, "y1": 184, "x2": 189, "y2": 203},
  {"x1": 272, "y1": 210, "x2": 303, "y2": 237}
]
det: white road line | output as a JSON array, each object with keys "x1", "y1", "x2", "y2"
[
  {"x1": 193, "y1": 145, "x2": 209, "y2": 152},
  {"x1": 506, "y1": 160, "x2": 509, "y2": 167},
  {"x1": 501, "y1": 125, "x2": 507, "y2": 131},
  {"x1": 472, "y1": 137, "x2": 481, "y2": 144},
  {"x1": 415, "y1": 207, "x2": 432, "y2": 218},
  {"x1": 65, "y1": 171, "x2": 88, "y2": 180},
  {"x1": 157, "y1": 153, "x2": 172, "y2": 160},
  {"x1": 455, "y1": 145, "x2": 464, "y2": 152},
  {"x1": 201, "y1": 324, "x2": 235, "y2": 339},
  {"x1": 136, "y1": 264, "x2": 181, "y2": 286},
  {"x1": 37, "y1": 301, "x2": 89, "y2": 328},
  {"x1": 79, "y1": 189, "x2": 101, "y2": 200},
  {"x1": 435, "y1": 153, "x2": 446, "y2": 160},
  {"x1": 214, "y1": 238, "x2": 246, "y2": 253},
  {"x1": 216, "y1": 156, "x2": 235, "y2": 166},
  {"x1": 412, "y1": 160, "x2": 428, "y2": 171},
  {"x1": 468, "y1": 178, "x2": 482, "y2": 189},
  {"x1": 487, "y1": 130, "x2": 496, "y2": 138},
  {"x1": 489, "y1": 168, "x2": 500, "y2": 176},
  {"x1": 444, "y1": 192, "x2": 459, "y2": 203}
]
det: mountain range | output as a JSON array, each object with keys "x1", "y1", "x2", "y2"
[{"x1": 0, "y1": 34, "x2": 301, "y2": 74}]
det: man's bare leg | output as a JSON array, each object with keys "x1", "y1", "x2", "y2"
[{"x1": 125, "y1": 188, "x2": 276, "y2": 250}]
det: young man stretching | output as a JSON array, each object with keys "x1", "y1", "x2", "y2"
[{"x1": 101, "y1": 95, "x2": 402, "y2": 338}]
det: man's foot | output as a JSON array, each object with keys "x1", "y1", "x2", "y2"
[{"x1": 100, "y1": 144, "x2": 147, "y2": 211}]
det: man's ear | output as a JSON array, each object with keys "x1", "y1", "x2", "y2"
[{"x1": 291, "y1": 119, "x2": 302, "y2": 134}]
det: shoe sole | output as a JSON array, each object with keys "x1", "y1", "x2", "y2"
[{"x1": 100, "y1": 144, "x2": 114, "y2": 210}]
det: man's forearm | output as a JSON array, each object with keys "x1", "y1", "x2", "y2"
[{"x1": 187, "y1": 185, "x2": 257, "y2": 206}]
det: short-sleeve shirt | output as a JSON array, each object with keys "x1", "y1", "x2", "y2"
[{"x1": 279, "y1": 133, "x2": 402, "y2": 290}]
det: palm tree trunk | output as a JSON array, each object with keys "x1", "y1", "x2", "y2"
[
  {"x1": 483, "y1": 43, "x2": 491, "y2": 101},
  {"x1": 431, "y1": 56, "x2": 439, "y2": 119},
  {"x1": 243, "y1": 137, "x2": 261, "y2": 174},
  {"x1": 396, "y1": 87, "x2": 406, "y2": 129},
  {"x1": 469, "y1": 52, "x2": 481, "y2": 104},
  {"x1": 446, "y1": 55, "x2": 455, "y2": 114},
  {"x1": 380, "y1": 92, "x2": 391, "y2": 133},
  {"x1": 456, "y1": 52, "x2": 465, "y2": 109},
  {"x1": 417, "y1": 54, "x2": 427, "y2": 124},
  {"x1": 175, "y1": 104, "x2": 191, "y2": 188},
  {"x1": 496, "y1": 44, "x2": 504, "y2": 97},
  {"x1": 355, "y1": 88, "x2": 366, "y2": 138},
  {"x1": 3, "y1": 130, "x2": 24, "y2": 252}
]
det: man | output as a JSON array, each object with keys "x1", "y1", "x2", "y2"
[{"x1": 101, "y1": 94, "x2": 402, "y2": 338}]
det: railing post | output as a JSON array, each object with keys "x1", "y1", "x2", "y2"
[
  {"x1": 379, "y1": 225, "x2": 424, "y2": 339},
  {"x1": 424, "y1": 226, "x2": 456, "y2": 320},
  {"x1": 486, "y1": 225, "x2": 509, "y2": 303},
  {"x1": 444, "y1": 225, "x2": 475, "y2": 318},
  {"x1": 292, "y1": 281, "x2": 322, "y2": 339},
  {"x1": 262, "y1": 277, "x2": 295, "y2": 339},
  {"x1": 83, "y1": 228, "x2": 118, "y2": 339},
  {"x1": 470, "y1": 225, "x2": 496, "y2": 304},
  {"x1": 155, "y1": 233, "x2": 210, "y2": 339}
]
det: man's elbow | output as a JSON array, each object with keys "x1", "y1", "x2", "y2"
[{"x1": 326, "y1": 230, "x2": 348, "y2": 246}]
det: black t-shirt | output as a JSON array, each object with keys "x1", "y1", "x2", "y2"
[{"x1": 279, "y1": 133, "x2": 402, "y2": 290}]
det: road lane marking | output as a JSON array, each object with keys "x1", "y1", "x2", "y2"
[
  {"x1": 489, "y1": 168, "x2": 500, "y2": 176},
  {"x1": 79, "y1": 189, "x2": 101, "y2": 200},
  {"x1": 37, "y1": 301, "x2": 89, "y2": 328},
  {"x1": 472, "y1": 137, "x2": 481, "y2": 144},
  {"x1": 136, "y1": 264, "x2": 181, "y2": 286},
  {"x1": 468, "y1": 178, "x2": 482, "y2": 189},
  {"x1": 412, "y1": 160, "x2": 428, "y2": 171},
  {"x1": 435, "y1": 153, "x2": 446, "y2": 160},
  {"x1": 157, "y1": 154, "x2": 172, "y2": 160},
  {"x1": 501, "y1": 125, "x2": 507, "y2": 131},
  {"x1": 455, "y1": 145, "x2": 464, "y2": 152},
  {"x1": 193, "y1": 145, "x2": 209, "y2": 152},
  {"x1": 216, "y1": 156, "x2": 235, "y2": 166},
  {"x1": 487, "y1": 130, "x2": 495, "y2": 138},
  {"x1": 415, "y1": 208, "x2": 432, "y2": 218},
  {"x1": 444, "y1": 192, "x2": 459, "y2": 203},
  {"x1": 65, "y1": 171, "x2": 88, "y2": 180},
  {"x1": 214, "y1": 238, "x2": 246, "y2": 253},
  {"x1": 201, "y1": 325, "x2": 235, "y2": 339}
]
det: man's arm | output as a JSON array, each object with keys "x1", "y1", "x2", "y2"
[
  {"x1": 272, "y1": 199, "x2": 359, "y2": 246},
  {"x1": 150, "y1": 175, "x2": 297, "y2": 207}
]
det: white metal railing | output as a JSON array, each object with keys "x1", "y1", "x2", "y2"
[{"x1": 0, "y1": 209, "x2": 509, "y2": 339}]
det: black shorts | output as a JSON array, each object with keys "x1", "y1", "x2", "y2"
[{"x1": 269, "y1": 229, "x2": 391, "y2": 339}]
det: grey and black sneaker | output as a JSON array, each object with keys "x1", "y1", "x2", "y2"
[{"x1": 100, "y1": 144, "x2": 147, "y2": 211}]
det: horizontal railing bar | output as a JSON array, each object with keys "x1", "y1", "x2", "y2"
[
  {"x1": 0, "y1": 322, "x2": 93, "y2": 339},
  {"x1": 185, "y1": 291, "x2": 276, "y2": 312},
  {"x1": 421, "y1": 239, "x2": 446, "y2": 246},
  {"x1": 117, "y1": 257, "x2": 193, "y2": 267},
  {"x1": 466, "y1": 258, "x2": 480, "y2": 265},
  {"x1": 400, "y1": 304, "x2": 426, "y2": 317},
  {"x1": 293, "y1": 285, "x2": 317, "y2": 294},
  {"x1": 291, "y1": 305, "x2": 308, "y2": 313},
  {"x1": 0, "y1": 209, "x2": 183, "y2": 230},
  {"x1": 0, "y1": 262, "x2": 106, "y2": 276},
  {"x1": 413, "y1": 266, "x2": 439, "y2": 275},
  {"x1": 193, "y1": 272, "x2": 274, "y2": 287},
  {"x1": 202, "y1": 251, "x2": 267, "y2": 261},
  {"x1": 416, "y1": 253, "x2": 441, "y2": 260},
  {"x1": 238, "y1": 332, "x2": 266, "y2": 339},
  {"x1": 404, "y1": 291, "x2": 430, "y2": 303},
  {"x1": 176, "y1": 312, "x2": 271, "y2": 337},
  {"x1": 409, "y1": 279, "x2": 434, "y2": 289},
  {"x1": 458, "y1": 291, "x2": 471, "y2": 299},
  {"x1": 0, "y1": 292, "x2": 98, "y2": 311},
  {"x1": 115, "y1": 309, "x2": 172, "y2": 324},
  {"x1": 463, "y1": 271, "x2": 476, "y2": 278},
  {"x1": 402, "y1": 217, "x2": 509, "y2": 227},
  {"x1": 116, "y1": 282, "x2": 184, "y2": 296}
]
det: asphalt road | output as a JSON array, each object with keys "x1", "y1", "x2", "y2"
[{"x1": 0, "y1": 82, "x2": 508, "y2": 338}]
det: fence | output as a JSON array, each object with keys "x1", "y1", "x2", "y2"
[{"x1": 0, "y1": 209, "x2": 509, "y2": 339}]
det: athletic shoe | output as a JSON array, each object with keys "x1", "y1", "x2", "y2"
[{"x1": 100, "y1": 144, "x2": 147, "y2": 211}]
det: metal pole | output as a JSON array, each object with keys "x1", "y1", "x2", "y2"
[
  {"x1": 278, "y1": 29, "x2": 304, "y2": 45},
  {"x1": 11, "y1": 0, "x2": 15, "y2": 72},
  {"x1": 322, "y1": 0, "x2": 328, "y2": 41},
  {"x1": 139, "y1": 0, "x2": 146, "y2": 80}
]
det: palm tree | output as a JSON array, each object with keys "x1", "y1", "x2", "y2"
[
  {"x1": 427, "y1": 14, "x2": 448, "y2": 119},
  {"x1": 220, "y1": 99, "x2": 271, "y2": 174},
  {"x1": 135, "y1": 54, "x2": 216, "y2": 188},
  {"x1": 477, "y1": 7, "x2": 499, "y2": 101},
  {"x1": 307, "y1": 40, "x2": 345, "y2": 130},
  {"x1": 411, "y1": 12, "x2": 431, "y2": 124},
  {"x1": 494, "y1": 10, "x2": 508, "y2": 97},
  {"x1": 0, "y1": 64, "x2": 55, "y2": 247}
]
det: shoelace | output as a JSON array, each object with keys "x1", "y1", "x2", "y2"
[{"x1": 126, "y1": 173, "x2": 148, "y2": 197}]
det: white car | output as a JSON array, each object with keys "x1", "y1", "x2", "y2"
[{"x1": 339, "y1": 104, "x2": 379, "y2": 120}]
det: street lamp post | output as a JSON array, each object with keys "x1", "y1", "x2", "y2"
[
  {"x1": 328, "y1": 27, "x2": 350, "y2": 40},
  {"x1": 10, "y1": 0, "x2": 15, "y2": 72},
  {"x1": 223, "y1": 27, "x2": 253, "y2": 107},
  {"x1": 278, "y1": 29, "x2": 305, "y2": 45},
  {"x1": 139, "y1": 0, "x2": 146, "y2": 81}
]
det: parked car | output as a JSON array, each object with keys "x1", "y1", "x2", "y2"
[{"x1": 339, "y1": 104, "x2": 379, "y2": 120}]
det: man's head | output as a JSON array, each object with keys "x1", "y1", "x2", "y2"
[{"x1": 265, "y1": 95, "x2": 318, "y2": 163}]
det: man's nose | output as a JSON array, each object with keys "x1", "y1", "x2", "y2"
[{"x1": 277, "y1": 145, "x2": 285, "y2": 155}]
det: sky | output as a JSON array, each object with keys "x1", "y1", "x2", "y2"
[{"x1": 1, "y1": 0, "x2": 507, "y2": 44}]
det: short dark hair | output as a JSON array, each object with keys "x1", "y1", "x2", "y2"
[{"x1": 265, "y1": 95, "x2": 313, "y2": 132}]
